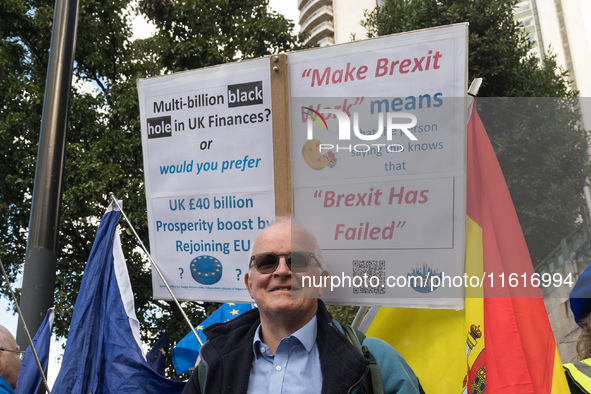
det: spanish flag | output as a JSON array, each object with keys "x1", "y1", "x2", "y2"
[{"x1": 365, "y1": 106, "x2": 569, "y2": 393}]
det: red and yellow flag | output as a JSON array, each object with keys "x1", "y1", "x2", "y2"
[{"x1": 365, "y1": 108, "x2": 568, "y2": 393}]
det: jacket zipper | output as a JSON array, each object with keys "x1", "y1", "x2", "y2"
[
  {"x1": 327, "y1": 321, "x2": 367, "y2": 394},
  {"x1": 347, "y1": 373, "x2": 366, "y2": 394}
]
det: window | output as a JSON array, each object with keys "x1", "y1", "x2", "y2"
[
  {"x1": 519, "y1": 17, "x2": 534, "y2": 27},
  {"x1": 515, "y1": 1, "x2": 531, "y2": 13}
]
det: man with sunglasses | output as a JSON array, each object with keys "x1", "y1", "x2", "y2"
[
  {"x1": 0, "y1": 325, "x2": 22, "y2": 394},
  {"x1": 183, "y1": 219, "x2": 422, "y2": 393}
]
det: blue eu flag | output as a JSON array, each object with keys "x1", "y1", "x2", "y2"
[
  {"x1": 172, "y1": 303, "x2": 252, "y2": 374},
  {"x1": 52, "y1": 204, "x2": 185, "y2": 393},
  {"x1": 16, "y1": 308, "x2": 53, "y2": 394},
  {"x1": 147, "y1": 332, "x2": 169, "y2": 376}
]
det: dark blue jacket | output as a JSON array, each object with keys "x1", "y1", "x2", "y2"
[{"x1": 182, "y1": 300, "x2": 421, "y2": 394}]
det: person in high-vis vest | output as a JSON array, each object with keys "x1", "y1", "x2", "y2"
[{"x1": 565, "y1": 263, "x2": 591, "y2": 393}]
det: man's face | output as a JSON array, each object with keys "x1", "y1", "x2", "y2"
[
  {"x1": 0, "y1": 331, "x2": 21, "y2": 389},
  {"x1": 245, "y1": 222, "x2": 326, "y2": 324}
]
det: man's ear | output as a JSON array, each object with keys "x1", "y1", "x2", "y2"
[
  {"x1": 317, "y1": 269, "x2": 330, "y2": 296},
  {"x1": 244, "y1": 270, "x2": 254, "y2": 299}
]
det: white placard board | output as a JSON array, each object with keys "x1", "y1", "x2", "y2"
[
  {"x1": 138, "y1": 58, "x2": 275, "y2": 301},
  {"x1": 288, "y1": 25, "x2": 468, "y2": 308}
]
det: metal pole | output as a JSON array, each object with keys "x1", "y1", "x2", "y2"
[
  {"x1": 109, "y1": 194, "x2": 203, "y2": 346},
  {"x1": 17, "y1": 0, "x2": 79, "y2": 351},
  {"x1": 351, "y1": 306, "x2": 370, "y2": 330}
]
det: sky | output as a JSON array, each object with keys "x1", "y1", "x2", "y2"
[
  {"x1": 1, "y1": 0, "x2": 590, "y2": 386},
  {"x1": 268, "y1": 0, "x2": 300, "y2": 27}
]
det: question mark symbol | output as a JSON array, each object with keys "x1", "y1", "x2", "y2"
[
  {"x1": 179, "y1": 268, "x2": 184, "y2": 279},
  {"x1": 264, "y1": 108, "x2": 271, "y2": 121},
  {"x1": 236, "y1": 268, "x2": 242, "y2": 281}
]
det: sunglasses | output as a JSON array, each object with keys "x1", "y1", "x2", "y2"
[
  {"x1": 250, "y1": 252, "x2": 320, "y2": 274},
  {"x1": 0, "y1": 347, "x2": 25, "y2": 360}
]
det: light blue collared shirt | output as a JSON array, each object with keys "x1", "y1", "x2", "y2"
[{"x1": 247, "y1": 316, "x2": 323, "y2": 393}]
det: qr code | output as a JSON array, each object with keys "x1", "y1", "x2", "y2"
[{"x1": 352, "y1": 260, "x2": 386, "y2": 294}]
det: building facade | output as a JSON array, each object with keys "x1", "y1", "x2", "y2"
[
  {"x1": 297, "y1": 0, "x2": 379, "y2": 46},
  {"x1": 515, "y1": 0, "x2": 591, "y2": 130}
]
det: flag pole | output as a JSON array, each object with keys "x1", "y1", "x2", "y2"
[
  {"x1": 468, "y1": 78, "x2": 483, "y2": 105},
  {"x1": 108, "y1": 193, "x2": 203, "y2": 346},
  {"x1": 351, "y1": 306, "x2": 370, "y2": 330},
  {"x1": 0, "y1": 258, "x2": 51, "y2": 394}
]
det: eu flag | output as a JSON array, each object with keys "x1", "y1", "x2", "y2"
[
  {"x1": 171, "y1": 303, "x2": 252, "y2": 374},
  {"x1": 146, "y1": 332, "x2": 169, "y2": 376},
  {"x1": 16, "y1": 307, "x2": 53, "y2": 394},
  {"x1": 52, "y1": 204, "x2": 185, "y2": 393}
]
